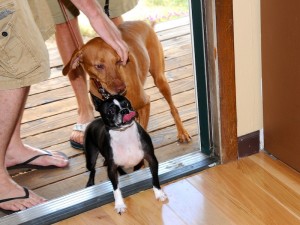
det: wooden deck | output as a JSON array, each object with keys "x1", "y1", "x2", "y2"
[
  {"x1": 55, "y1": 152, "x2": 300, "y2": 225},
  {"x1": 4, "y1": 17, "x2": 201, "y2": 215}
]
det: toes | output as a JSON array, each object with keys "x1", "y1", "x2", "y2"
[
  {"x1": 70, "y1": 130, "x2": 84, "y2": 145},
  {"x1": 153, "y1": 187, "x2": 168, "y2": 202},
  {"x1": 178, "y1": 131, "x2": 192, "y2": 143},
  {"x1": 8, "y1": 203, "x2": 26, "y2": 212},
  {"x1": 0, "y1": 188, "x2": 47, "y2": 212},
  {"x1": 157, "y1": 191, "x2": 168, "y2": 201},
  {"x1": 46, "y1": 152, "x2": 69, "y2": 167},
  {"x1": 22, "y1": 145, "x2": 69, "y2": 168},
  {"x1": 115, "y1": 204, "x2": 127, "y2": 214}
]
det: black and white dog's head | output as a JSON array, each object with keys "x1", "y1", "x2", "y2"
[{"x1": 90, "y1": 93, "x2": 136, "y2": 129}]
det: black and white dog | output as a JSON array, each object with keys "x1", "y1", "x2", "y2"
[{"x1": 84, "y1": 94, "x2": 167, "y2": 214}]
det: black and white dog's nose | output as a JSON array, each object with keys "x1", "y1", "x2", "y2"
[{"x1": 120, "y1": 109, "x2": 130, "y2": 115}]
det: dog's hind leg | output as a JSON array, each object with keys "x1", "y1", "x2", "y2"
[
  {"x1": 87, "y1": 169, "x2": 96, "y2": 187},
  {"x1": 117, "y1": 167, "x2": 127, "y2": 175},
  {"x1": 148, "y1": 39, "x2": 191, "y2": 143},
  {"x1": 133, "y1": 160, "x2": 145, "y2": 171},
  {"x1": 86, "y1": 149, "x2": 98, "y2": 187},
  {"x1": 85, "y1": 140, "x2": 99, "y2": 187}
]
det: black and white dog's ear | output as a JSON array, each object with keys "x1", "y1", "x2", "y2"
[{"x1": 90, "y1": 92, "x2": 103, "y2": 112}]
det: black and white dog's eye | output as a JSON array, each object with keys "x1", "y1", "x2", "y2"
[
  {"x1": 121, "y1": 101, "x2": 129, "y2": 108},
  {"x1": 108, "y1": 108, "x2": 115, "y2": 115},
  {"x1": 95, "y1": 64, "x2": 105, "y2": 70}
]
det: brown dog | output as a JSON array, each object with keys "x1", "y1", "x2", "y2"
[{"x1": 63, "y1": 21, "x2": 191, "y2": 143}]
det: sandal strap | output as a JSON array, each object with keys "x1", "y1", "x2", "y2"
[
  {"x1": 19, "y1": 150, "x2": 52, "y2": 166},
  {"x1": 73, "y1": 123, "x2": 90, "y2": 132},
  {"x1": 0, "y1": 187, "x2": 29, "y2": 203}
]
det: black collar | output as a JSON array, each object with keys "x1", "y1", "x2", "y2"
[
  {"x1": 91, "y1": 78, "x2": 112, "y2": 100},
  {"x1": 108, "y1": 121, "x2": 135, "y2": 132}
]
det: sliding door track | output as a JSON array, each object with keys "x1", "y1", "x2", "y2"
[{"x1": 0, "y1": 151, "x2": 217, "y2": 225}]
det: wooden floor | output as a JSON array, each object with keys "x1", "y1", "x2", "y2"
[
  {"x1": 55, "y1": 151, "x2": 300, "y2": 225},
  {"x1": 2, "y1": 17, "x2": 201, "y2": 218}
]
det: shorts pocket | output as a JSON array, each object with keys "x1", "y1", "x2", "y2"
[{"x1": 0, "y1": 0, "x2": 40, "y2": 79}]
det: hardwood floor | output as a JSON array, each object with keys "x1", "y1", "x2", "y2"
[{"x1": 55, "y1": 151, "x2": 300, "y2": 225}]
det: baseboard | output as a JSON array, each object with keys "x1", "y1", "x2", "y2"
[{"x1": 238, "y1": 130, "x2": 260, "y2": 158}]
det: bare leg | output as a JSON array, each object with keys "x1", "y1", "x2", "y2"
[
  {"x1": 4, "y1": 87, "x2": 69, "y2": 168},
  {"x1": 55, "y1": 16, "x2": 124, "y2": 146},
  {"x1": 0, "y1": 87, "x2": 46, "y2": 211},
  {"x1": 55, "y1": 18, "x2": 94, "y2": 146}
]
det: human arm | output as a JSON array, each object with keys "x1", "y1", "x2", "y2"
[{"x1": 70, "y1": 0, "x2": 128, "y2": 64}]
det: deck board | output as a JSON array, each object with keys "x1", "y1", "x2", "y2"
[{"x1": 2, "y1": 18, "x2": 201, "y2": 218}]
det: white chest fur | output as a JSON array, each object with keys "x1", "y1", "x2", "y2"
[{"x1": 109, "y1": 123, "x2": 144, "y2": 168}]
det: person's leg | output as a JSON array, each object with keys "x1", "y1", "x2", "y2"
[
  {"x1": 55, "y1": 18, "x2": 94, "y2": 147},
  {"x1": 4, "y1": 86, "x2": 69, "y2": 168},
  {"x1": 0, "y1": 87, "x2": 46, "y2": 211}
]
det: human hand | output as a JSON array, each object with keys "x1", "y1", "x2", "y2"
[{"x1": 70, "y1": 0, "x2": 129, "y2": 65}]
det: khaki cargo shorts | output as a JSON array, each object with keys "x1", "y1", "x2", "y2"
[
  {"x1": 47, "y1": 0, "x2": 139, "y2": 24},
  {"x1": 0, "y1": 0, "x2": 50, "y2": 90}
]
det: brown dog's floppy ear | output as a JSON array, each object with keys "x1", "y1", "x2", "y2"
[{"x1": 62, "y1": 49, "x2": 83, "y2": 76}]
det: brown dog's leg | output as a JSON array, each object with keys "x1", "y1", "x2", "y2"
[
  {"x1": 149, "y1": 41, "x2": 191, "y2": 143},
  {"x1": 134, "y1": 96, "x2": 151, "y2": 170},
  {"x1": 153, "y1": 75, "x2": 191, "y2": 143},
  {"x1": 136, "y1": 101, "x2": 151, "y2": 130}
]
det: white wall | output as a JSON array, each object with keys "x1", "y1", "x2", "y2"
[{"x1": 233, "y1": 0, "x2": 263, "y2": 136}]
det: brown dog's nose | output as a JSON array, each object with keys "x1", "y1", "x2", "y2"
[{"x1": 114, "y1": 80, "x2": 126, "y2": 94}]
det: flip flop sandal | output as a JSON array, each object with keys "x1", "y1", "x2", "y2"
[
  {"x1": 0, "y1": 187, "x2": 29, "y2": 214},
  {"x1": 7, "y1": 150, "x2": 68, "y2": 170},
  {"x1": 70, "y1": 139, "x2": 84, "y2": 150},
  {"x1": 70, "y1": 122, "x2": 90, "y2": 150}
]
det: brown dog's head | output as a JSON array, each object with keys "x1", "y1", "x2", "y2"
[{"x1": 62, "y1": 37, "x2": 128, "y2": 96}]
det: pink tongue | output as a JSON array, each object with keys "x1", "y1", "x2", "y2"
[{"x1": 123, "y1": 111, "x2": 136, "y2": 123}]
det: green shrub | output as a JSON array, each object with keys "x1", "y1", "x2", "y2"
[{"x1": 146, "y1": 0, "x2": 188, "y2": 8}]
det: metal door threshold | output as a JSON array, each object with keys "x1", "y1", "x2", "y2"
[{"x1": 0, "y1": 151, "x2": 217, "y2": 225}]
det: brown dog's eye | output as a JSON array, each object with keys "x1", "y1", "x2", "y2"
[{"x1": 95, "y1": 64, "x2": 105, "y2": 70}]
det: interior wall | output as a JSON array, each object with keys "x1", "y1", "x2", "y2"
[{"x1": 232, "y1": 0, "x2": 263, "y2": 136}]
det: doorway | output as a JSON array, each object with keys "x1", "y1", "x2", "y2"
[{"x1": 2, "y1": 0, "x2": 218, "y2": 223}]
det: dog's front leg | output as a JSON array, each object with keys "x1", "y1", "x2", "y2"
[
  {"x1": 145, "y1": 154, "x2": 168, "y2": 202},
  {"x1": 135, "y1": 97, "x2": 150, "y2": 130},
  {"x1": 108, "y1": 164, "x2": 127, "y2": 214}
]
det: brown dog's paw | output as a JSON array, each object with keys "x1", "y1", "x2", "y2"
[{"x1": 177, "y1": 130, "x2": 192, "y2": 143}]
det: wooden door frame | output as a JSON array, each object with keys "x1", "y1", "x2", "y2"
[{"x1": 203, "y1": 0, "x2": 238, "y2": 163}]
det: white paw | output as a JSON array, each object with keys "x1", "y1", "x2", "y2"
[
  {"x1": 114, "y1": 188, "x2": 127, "y2": 214},
  {"x1": 153, "y1": 187, "x2": 168, "y2": 202},
  {"x1": 115, "y1": 203, "x2": 127, "y2": 214}
]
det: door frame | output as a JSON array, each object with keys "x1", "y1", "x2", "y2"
[
  {"x1": 202, "y1": 0, "x2": 238, "y2": 163},
  {"x1": 189, "y1": 0, "x2": 238, "y2": 162}
]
